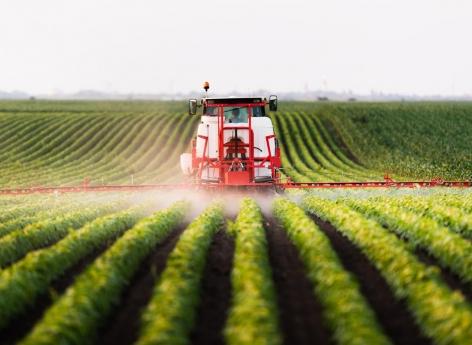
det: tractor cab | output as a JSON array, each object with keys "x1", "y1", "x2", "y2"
[
  {"x1": 181, "y1": 83, "x2": 280, "y2": 186},
  {"x1": 203, "y1": 98, "x2": 266, "y2": 123}
]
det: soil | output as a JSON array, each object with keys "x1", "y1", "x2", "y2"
[
  {"x1": 99, "y1": 225, "x2": 187, "y2": 345},
  {"x1": 190, "y1": 229, "x2": 235, "y2": 345},
  {"x1": 265, "y1": 218, "x2": 333, "y2": 345},
  {"x1": 312, "y1": 215, "x2": 431, "y2": 345}
]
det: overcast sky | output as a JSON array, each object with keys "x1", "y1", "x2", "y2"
[{"x1": 0, "y1": 0, "x2": 471, "y2": 95}]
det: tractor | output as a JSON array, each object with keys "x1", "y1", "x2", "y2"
[{"x1": 180, "y1": 82, "x2": 281, "y2": 189}]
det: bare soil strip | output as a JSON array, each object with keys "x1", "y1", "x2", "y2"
[
  {"x1": 312, "y1": 215, "x2": 431, "y2": 345},
  {"x1": 99, "y1": 225, "x2": 187, "y2": 345},
  {"x1": 1, "y1": 242, "x2": 111, "y2": 345},
  {"x1": 414, "y1": 248, "x2": 472, "y2": 301},
  {"x1": 266, "y1": 218, "x2": 333, "y2": 345},
  {"x1": 190, "y1": 229, "x2": 235, "y2": 345}
]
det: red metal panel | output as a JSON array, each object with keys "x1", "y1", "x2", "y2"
[{"x1": 225, "y1": 171, "x2": 251, "y2": 185}]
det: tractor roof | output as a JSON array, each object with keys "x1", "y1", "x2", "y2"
[{"x1": 204, "y1": 97, "x2": 264, "y2": 105}]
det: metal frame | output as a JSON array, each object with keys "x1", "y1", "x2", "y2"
[{"x1": 0, "y1": 177, "x2": 469, "y2": 195}]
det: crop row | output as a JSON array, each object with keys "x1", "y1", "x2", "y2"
[
  {"x1": 0, "y1": 202, "x2": 125, "y2": 268},
  {"x1": 302, "y1": 195, "x2": 472, "y2": 345},
  {"x1": 314, "y1": 102, "x2": 472, "y2": 180},
  {"x1": 1, "y1": 192, "x2": 471, "y2": 344},
  {"x1": 2, "y1": 198, "x2": 281, "y2": 344},
  {"x1": 346, "y1": 197, "x2": 472, "y2": 284},
  {"x1": 273, "y1": 198, "x2": 391, "y2": 345},
  {"x1": 0, "y1": 105, "x2": 199, "y2": 187},
  {"x1": 271, "y1": 110, "x2": 381, "y2": 182},
  {"x1": 385, "y1": 195, "x2": 472, "y2": 239},
  {"x1": 439, "y1": 193, "x2": 472, "y2": 212},
  {"x1": 137, "y1": 202, "x2": 224, "y2": 344},
  {"x1": 0, "y1": 194, "x2": 116, "y2": 239},
  {"x1": 20, "y1": 201, "x2": 188, "y2": 344},
  {"x1": 225, "y1": 198, "x2": 281, "y2": 345},
  {"x1": 0, "y1": 208, "x2": 141, "y2": 330}
]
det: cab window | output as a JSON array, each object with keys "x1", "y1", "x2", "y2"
[
  {"x1": 224, "y1": 107, "x2": 248, "y2": 123},
  {"x1": 204, "y1": 105, "x2": 265, "y2": 120},
  {"x1": 252, "y1": 106, "x2": 265, "y2": 117},
  {"x1": 204, "y1": 106, "x2": 218, "y2": 116}
]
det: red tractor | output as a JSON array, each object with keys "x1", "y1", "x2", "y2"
[{"x1": 180, "y1": 83, "x2": 281, "y2": 188}]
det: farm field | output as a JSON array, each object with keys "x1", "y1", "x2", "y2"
[
  {"x1": 0, "y1": 100, "x2": 471, "y2": 344},
  {"x1": 0, "y1": 100, "x2": 471, "y2": 187}
]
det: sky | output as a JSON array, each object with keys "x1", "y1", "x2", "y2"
[{"x1": 0, "y1": 0, "x2": 471, "y2": 96}]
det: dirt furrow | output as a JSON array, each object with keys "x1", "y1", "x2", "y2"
[
  {"x1": 190, "y1": 229, "x2": 235, "y2": 345},
  {"x1": 266, "y1": 218, "x2": 333, "y2": 345}
]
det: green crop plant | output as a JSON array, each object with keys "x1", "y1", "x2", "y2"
[
  {"x1": 387, "y1": 195, "x2": 472, "y2": 239},
  {"x1": 224, "y1": 198, "x2": 282, "y2": 345},
  {"x1": 136, "y1": 203, "x2": 224, "y2": 345},
  {"x1": 0, "y1": 197, "x2": 107, "y2": 239},
  {"x1": 431, "y1": 193, "x2": 472, "y2": 215},
  {"x1": 0, "y1": 203, "x2": 121, "y2": 268}
]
